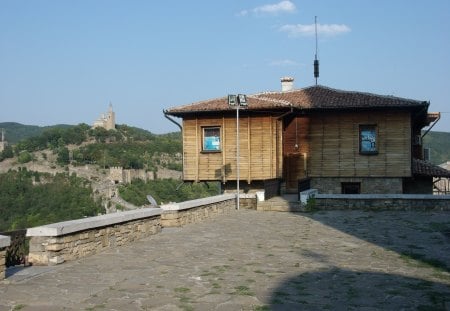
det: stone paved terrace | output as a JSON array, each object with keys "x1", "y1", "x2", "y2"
[{"x1": 1, "y1": 209, "x2": 450, "y2": 310}]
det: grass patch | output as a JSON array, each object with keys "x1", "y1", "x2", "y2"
[
  {"x1": 253, "y1": 306, "x2": 270, "y2": 311},
  {"x1": 429, "y1": 222, "x2": 450, "y2": 232},
  {"x1": 233, "y1": 285, "x2": 254, "y2": 296},
  {"x1": 213, "y1": 265, "x2": 230, "y2": 273},
  {"x1": 347, "y1": 287, "x2": 359, "y2": 299},
  {"x1": 274, "y1": 291, "x2": 289, "y2": 298},
  {"x1": 407, "y1": 244, "x2": 424, "y2": 250},
  {"x1": 201, "y1": 270, "x2": 218, "y2": 277},
  {"x1": 386, "y1": 289, "x2": 403, "y2": 295},
  {"x1": 85, "y1": 305, "x2": 105, "y2": 311},
  {"x1": 179, "y1": 304, "x2": 194, "y2": 311},
  {"x1": 400, "y1": 251, "x2": 450, "y2": 273},
  {"x1": 402, "y1": 280, "x2": 434, "y2": 291},
  {"x1": 179, "y1": 296, "x2": 191, "y2": 303},
  {"x1": 12, "y1": 305, "x2": 26, "y2": 311},
  {"x1": 174, "y1": 287, "x2": 191, "y2": 294},
  {"x1": 212, "y1": 282, "x2": 221, "y2": 289}
]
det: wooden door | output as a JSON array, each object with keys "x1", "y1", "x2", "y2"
[{"x1": 284, "y1": 154, "x2": 305, "y2": 192}]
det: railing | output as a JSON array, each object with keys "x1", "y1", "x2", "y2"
[
  {"x1": 264, "y1": 179, "x2": 280, "y2": 200},
  {"x1": 0, "y1": 229, "x2": 28, "y2": 267}
]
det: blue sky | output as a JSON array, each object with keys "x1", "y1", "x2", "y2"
[{"x1": 1, "y1": 0, "x2": 449, "y2": 133}]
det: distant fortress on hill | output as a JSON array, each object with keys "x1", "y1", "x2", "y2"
[{"x1": 92, "y1": 104, "x2": 116, "y2": 130}]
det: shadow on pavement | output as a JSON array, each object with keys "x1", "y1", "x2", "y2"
[
  {"x1": 269, "y1": 266, "x2": 450, "y2": 310},
  {"x1": 267, "y1": 210, "x2": 450, "y2": 309},
  {"x1": 303, "y1": 210, "x2": 450, "y2": 273}
]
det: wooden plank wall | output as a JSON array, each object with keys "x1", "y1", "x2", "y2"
[
  {"x1": 308, "y1": 110, "x2": 411, "y2": 177},
  {"x1": 182, "y1": 115, "x2": 282, "y2": 182}
]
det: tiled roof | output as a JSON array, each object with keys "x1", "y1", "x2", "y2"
[
  {"x1": 165, "y1": 85, "x2": 428, "y2": 116},
  {"x1": 412, "y1": 158, "x2": 450, "y2": 178}
]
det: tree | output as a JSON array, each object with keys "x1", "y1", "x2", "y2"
[
  {"x1": 57, "y1": 147, "x2": 70, "y2": 165},
  {"x1": 17, "y1": 151, "x2": 33, "y2": 163},
  {"x1": 0, "y1": 145, "x2": 13, "y2": 161}
]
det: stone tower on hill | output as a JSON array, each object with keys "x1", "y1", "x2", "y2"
[
  {"x1": 93, "y1": 104, "x2": 116, "y2": 130},
  {"x1": 0, "y1": 129, "x2": 8, "y2": 152}
]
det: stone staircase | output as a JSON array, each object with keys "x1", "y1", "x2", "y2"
[{"x1": 257, "y1": 194, "x2": 303, "y2": 212}]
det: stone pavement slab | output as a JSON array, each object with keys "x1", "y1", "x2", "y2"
[{"x1": 1, "y1": 209, "x2": 450, "y2": 310}]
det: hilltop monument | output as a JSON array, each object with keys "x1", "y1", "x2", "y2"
[
  {"x1": 93, "y1": 104, "x2": 116, "y2": 130},
  {"x1": 0, "y1": 129, "x2": 8, "y2": 152}
]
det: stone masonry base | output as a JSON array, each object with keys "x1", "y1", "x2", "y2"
[
  {"x1": 0, "y1": 249, "x2": 5, "y2": 280},
  {"x1": 161, "y1": 200, "x2": 236, "y2": 227},
  {"x1": 311, "y1": 177, "x2": 403, "y2": 194}
]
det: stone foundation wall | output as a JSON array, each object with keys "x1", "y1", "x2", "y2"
[
  {"x1": 239, "y1": 197, "x2": 257, "y2": 210},
  {"x1": 311, "y1": 177, "x2": 403, "y2": 194},
  {"x1": 28, "y1": 216, "x2": 161, "y2": 266},
  {"x1": 0, "y1": 235, "x2": 10, "y2": 280},
  {"x1": 315, "y1": 194, "x2": 450, "y2": 210},
  {"x1": 161, "y1": 194, "x2": 236, "y2": 227},
  {"x1": 0, "y1": 249, "x2": 5, "y2": 280}
]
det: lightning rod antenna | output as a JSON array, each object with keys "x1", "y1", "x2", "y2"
[{"x1": 314, "y1": 16, "x2": 320, "y2": 85}]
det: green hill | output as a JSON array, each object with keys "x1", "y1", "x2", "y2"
[
  {"x1": 0, "y1": 122, "x2": 72, "y2": 144},
  {"x1": 423, "y1": 131, "x2": 450, "y2": 165},
  {"x1": 0, "y1": 123, "x2": 182, "y2": 169}
]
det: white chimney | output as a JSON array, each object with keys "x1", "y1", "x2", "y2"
[{"x1": 281, "y1": 77, "x2": 294, "y2": 92}]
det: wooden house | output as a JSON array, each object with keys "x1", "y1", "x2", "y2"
[{"x1": 164, "y1": 78, "x2": 450, "y2": 195}]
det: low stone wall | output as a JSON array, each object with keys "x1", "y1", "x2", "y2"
[
  {"x1": 26, "y1": 208, "x2": 162, "y2": 266},
  {"x1": 25, "y1": 195, "x2": 240, "y2": 266},
  {"x1": 315, "y1": 194, "x2": 450, "y2": 210},
  {"x1": 0, "y1": 235, "x2": 11, "y2": 280},
  {"x1": 161, "y1": 194, "x2": 236, "y2": 227}
]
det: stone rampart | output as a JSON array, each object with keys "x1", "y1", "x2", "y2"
[
  {"x1": 160, "y1": 194, "x2": 236, "y2": 227},
  {"x1": 26, "y1": 209, "x2": 162, "y2": 266},
  {"x1": 315, "y1": 194, "x2": 450, "y2": 210},
  {"x1": 109, "y1": 167, "x2": 154, "y2": 184},
  {"x1": 0, "y1": 235, "x2": 11, "y2": 280}
]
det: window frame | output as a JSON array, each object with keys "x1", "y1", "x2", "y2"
[
  {"x1": 202, "y1": 126, "x2": 221, "y2": 152},
  {"x1": 359, "y1": 124, "x2": 378, "y2": 155},
  {"x1": 341, "y1": 182, "x2": 361, "y2": 194}
]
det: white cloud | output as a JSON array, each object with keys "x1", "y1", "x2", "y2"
[
  {"x1": 238, "y1": 1, "x2": 296, "y2": 16},
  {"x1": 269, "y1": 59, "x2": 299, "y2": 67},
  {"x1": 279, "y1": 23, "x2": 351, "y2": 37}
]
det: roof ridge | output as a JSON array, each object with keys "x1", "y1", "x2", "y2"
[
  {"x1": 317, "y1": 85, "x2": 427, "y2": 104},
  {"x1": 247, "y1": 94, "x2": 292, "y2": 106},
  {"x1": 254, "y1": 85, "x2": 426, "y2": 104},
  {"x1": 251, "y1": 84, "x2": 319, "y2": 96}
]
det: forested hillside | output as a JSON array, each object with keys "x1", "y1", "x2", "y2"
[
  {"x1": 0, "y1": 122, "x2": 72, "y2": 144},
  {"x1": 0, "y1": 169, "x2": 104, "y2": 232},
  {"x1": 0, "y1": 123, "x2": 187, "y2": 232},
  {"x1": 422, "y1": 131, "x2": 450, "y2": 165},
  {"x1": 0, "y1": 123, "x2": 182, "y2": 170}
]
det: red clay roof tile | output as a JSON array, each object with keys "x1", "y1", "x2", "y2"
[
  {"x1": 165, "y1": 85, "x2": 428, "y2": 116},
  {"x1": 413, "y1": 158, "x2": 450, "y2": 178}
]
